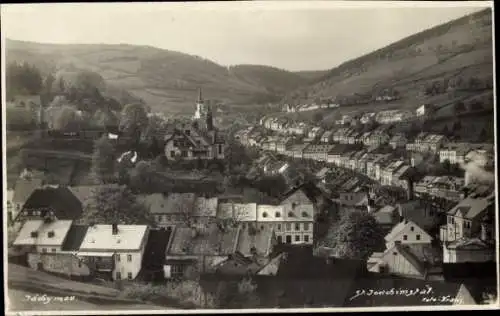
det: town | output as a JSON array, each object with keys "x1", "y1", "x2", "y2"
[{"x1": 3, "y1": 4, "x2": 497, "y2": 312}]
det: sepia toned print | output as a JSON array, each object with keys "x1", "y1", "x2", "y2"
[{"x1": 1, "y1": 1, "x2": 498, "y2": 314}]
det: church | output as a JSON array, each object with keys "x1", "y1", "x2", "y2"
[{"x1": 164, "y1": 89, "x2": 226, "y2": 161}]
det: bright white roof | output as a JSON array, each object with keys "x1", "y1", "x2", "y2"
[
  {"x1": 79, "y1": 224, "x2": 148, "y2": 251},
  {"x1": 13, "y1": 220, "x2": 73, "y2": 247}
]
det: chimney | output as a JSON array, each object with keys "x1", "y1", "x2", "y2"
[
  {"x1": 462, "y1": 187, "x2": 470, "y2": 199},
  {"x1": 112, "y1": 223, "x2": 119, "y2": 235},
  {"x1": 480, "y1": 222, "x2": 489, "y2": 241},
  {"x1": 406, "y1": 178, "x2": 414, "y2": 201}
]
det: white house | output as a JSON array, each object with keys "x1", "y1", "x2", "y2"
[
  {"x1": 13, "y1": 219, "x2": 74, "y2": 253},
  {"x1": 384, "y1": 219, "x2": 433, "y2": 249},
  {"x1": 77, "y1": 224, "x2": 149, "y2": 281}
]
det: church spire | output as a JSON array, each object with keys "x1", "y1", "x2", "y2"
[{"x1": 198, "y1": 87, "x2": 203, "y2": 103}]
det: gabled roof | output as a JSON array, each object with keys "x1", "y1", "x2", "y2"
[
  {"x1": 193, "y1": 197, "x2": 218, "y2": 217},
  {"x1": 280, "y1": 186, "x2": 315, "y2": 205},
  {"x1": 384, "y1": 219, "x2": 430, "y2": 243},
  {"x1": 167, "y1": 224, "x2": 238, "y2": 256},
  {"x1": 447, "y1": 196, "x2": 493, "y2": 219},
  {"x1": 446, "y1": 237, "x2": 494, "y2": 250},
  {"x1": 141, "y1": 193, "x2": 196, "y2": 214},
  {"x1": 22, "y1": 187, "x2": 83, "y2": 221},
  {"x1": 61, "y1": 224, "x2": 89, "y2": 251},
  {"x1": 79, "y1": 224, "x2": 149, "y2": 251},
  {"x1": 14, "y1": 220, "x2": 74, "y2": 247}
]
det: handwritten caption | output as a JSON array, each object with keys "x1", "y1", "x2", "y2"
[
  {"x1": 24, "y1": 294, "x2": 76, "y2": 305},
  {"x1": 349, "y1": 285, "x2": 464, "y2": 304}
]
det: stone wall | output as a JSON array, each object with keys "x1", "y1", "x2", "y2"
[{"x1": 28, "y1": 253, "x2": 92, "y2": 277}]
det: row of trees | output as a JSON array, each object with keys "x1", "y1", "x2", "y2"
[
  {"x1": 6, "y1": 62, "x2": 43, "y2": 99},
  {"x1": 423, "y1": 76, "x2": 493, "y2": 96}
]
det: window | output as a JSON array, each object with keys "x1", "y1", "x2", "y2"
[
  {"x1": 277, "y1": 224, "x2": 282, "y2": 231},
  {"x1": 218, "y1": 144, "x2": 223, "y2": 155},
  {"x1": 410, "y1": 226, "x2": 414, "y2": 232},
  {"x1": 42, "y1": 248, "x2": 47, "y2": 253},
  {"x1": 275, "y1": 212, "x2": 281, "y2": 218},
  {"x1": 262, "y1": 212, "x2": 268, "y2": 218},
  {"x1": 185, "y1": 130, "x2": 191, "y2": 136},
  {"x1": 295, "y1": 223, "x2": 300, "y2": 231},
  {"x1": 78, "y1": 261, "x2": 82, "y2": 268},
  {"x1": 170, "y1": 151, "x2": 175, "y2": 158},
  {"x1": 181, "y1": 151, "x2": 188, "y2": 158},
  {"x1": 416, "y1": 235, "x2": 421, "y2": 241},
  {"x1": 116, "y1": 272, "x2": 121, "y2": 280},
  {"x1": 403, "y1": 235, "x2": 408, "y2": 241},
  {"x1": 128, "y1": 272, "x2": 133, "y2": 280},
  {"x1": 393, "y1": 252, "x2": 398, "y2": 256},
  {"x1": 51, "y1": 248, "x2": 56, "y2": 253},
  {"x1": 127, "y1": 254, "x2": 132, "y2": 262},
  {"x1": 304, "y1": 235, "x2": 310, "y2": 243},
  {"x1": 277, "y1": 236, "x2": 283, "y2": 243},
  {"x1": 286, "y1": 223, "x2": 291, "y2": 231},
  {"x1": 295, "y1": 235, "x2": 300, "y2": 242},
  {"x1": 303, "y1": 223, "x2": 309, "y2": 231},
  {"x1": 116, "y1": 254, "x2": 121, "y2": 262}
]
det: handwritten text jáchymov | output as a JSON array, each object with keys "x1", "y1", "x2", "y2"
[
  {"x1": 349, "y1": 285, "x2": 433, "y2": 301},
  {"x1": 24, "y1": 294, "x2": 76, "y2": 305}
]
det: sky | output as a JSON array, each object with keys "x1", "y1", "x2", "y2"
[{"x1": 1, "y1": 2, "x2": 491, "y2": 71}]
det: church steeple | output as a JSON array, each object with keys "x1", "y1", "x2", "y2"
[{"x1": 198, "y1": 87, "x2": 203, "y2": 103}]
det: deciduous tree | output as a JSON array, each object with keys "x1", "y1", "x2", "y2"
[
  {"x1": 91, "y1": 135, "x2": 117, "y2": 184},
  {"x1": 82, "y1": 185, "x2": 154, "y2": 225},
  {"x1": 320, "y1": 209, "x2": 384, "y2": 260}
]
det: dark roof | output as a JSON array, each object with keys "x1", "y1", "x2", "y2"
[
  {"x1": 61, "y1": 225, "x2": 89, "y2": 251},
  {"x1": 22, "y1": 186, "x2": 83, "y2": 220},
  {"x1": 272, "y1": 245, "x2": 367, "y2": 279},
  {"x1": 142, "y1": 228, "x2": 172, "y2": 270}
]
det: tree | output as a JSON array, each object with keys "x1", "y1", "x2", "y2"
[
  {"x1": 119, "y1": 103, "x2": 149, "y2": 144},
  {"x1": 53, "y1": 105, "x2": 82, "y2": 131},
  {"x1": 6, "y1": 62, "x2": 43, "y2": 99},
  {"x1": 81, "y1": 185, "x2": 154, "y2": 225},
  {"x1": 254, "y1": 175, "x2": 288, "y2": 198},
  {"x1": 129, "y1": 160, "x2": 155, "y2": 192},
  {"x1": 91, "y1": 135, "x2": 117, "y2": 184},
  {"x1": 320, "y1": 209, "x2": 384, "y2": 260}
]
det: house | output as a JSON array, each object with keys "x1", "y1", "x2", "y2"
[
  {"x1": 439, "y1": 143, "x2": 471, "y2": 165},
  {"x1": 440, "y1": 192, "x2": 495, "y2": 243},
  {"x1": 375, "y1": 110, "x2": 414, "y2": 124},
  {"x1": 443, "y1": 238, "x2": 495, "y2": 264},
  {"x1": 164, "y1": 90, "x2": 225, "y2": 161},
  {"x1": 415, "y1": 176, "x2": 438, "y2": 196},
  {"x1": 425, "y1": 134, "x2": 448, "y2": 153},
  {"x1": 416, "y1": 104, "x2": 436, "y2": 118},
  {"x1": 303, "y1": 144, "x2": 334, "y2": 162},
  {"x1": 338, "y1": 190, "x2": 367, "y2": 207},
  {"x1": 286, "y1": 144, "x2": 309, "y2": 159},
  {"x1": 306, "y1": 127, "x2": 323, "y2": 140},
  {"x1": 389, "y1": 134, "x2": 408, "y2": 149},
  {"x1": 332, "y1": 128, "x2": 350, "y2": 143},
  {"x1": 192, "y1": 196, "x2": 219, "y2": 228},
  {"x1": 367, "y1": 243, "x2": 439, "y2": 279},
  {"x1": 346, "y1": 130, "x2": 362, "y2": 145},
  {"x1": 164, "y1": 125, "x2": 225, "y2": 161},
  {"x1": 13, "y1": 219, "x2": 74, "y2": 254},
  {"x1": 276, "y1": 137, "x2": 292, "y2": 154},
  {"x1": 164, "y1": 223, "x2": 260, "y2": 279},
  {"x1": 77, "y1": 224, "x2": 149, "y2": 281},
  {"x1": 256, "y1": 204, "x2": 314, "y2": 245},
  {"x1": 360, "y1": 112, "x2": 376, "y2": 124},
  {"x1": 384, "y1": 219, "x2": 433, "y2": 249},
  {"x1": 364, "y1": 130, "x2": 390, "y2": 147},
  {"x1": 335, "y1": 114, "x2": 353, "y2": 125},
  {"x1": 315, "y1": 167, "x2": 331, "y2": 182},
  {"x1": 397, "y1": 197, "x2": 441, "y2": 233},
  {"x1": 426, "y1": 176, "x2": 465, "y2": 202},
  {"x1": 280, "y1": 185, "x2": 316, "y2": 206},
  {"x1": 216, "y1": 203, "x2": 258, "y2": 222},
  {"x1": 286, "y1": 122, "x2": 309, "y2": 136},
  {"x1": 320, "y1": 130, "x2": 333, "y2": 143},
  {"x1": 380, "y1": 161, "x2": 406, "y2": 186},
  {"x1": 14, "y1": 186, "x2": 83, "y2": 224}
]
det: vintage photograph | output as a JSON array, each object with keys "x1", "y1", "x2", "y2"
[{"x1": 2, "y1": 1, "x2": 498, "y2": 314}]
